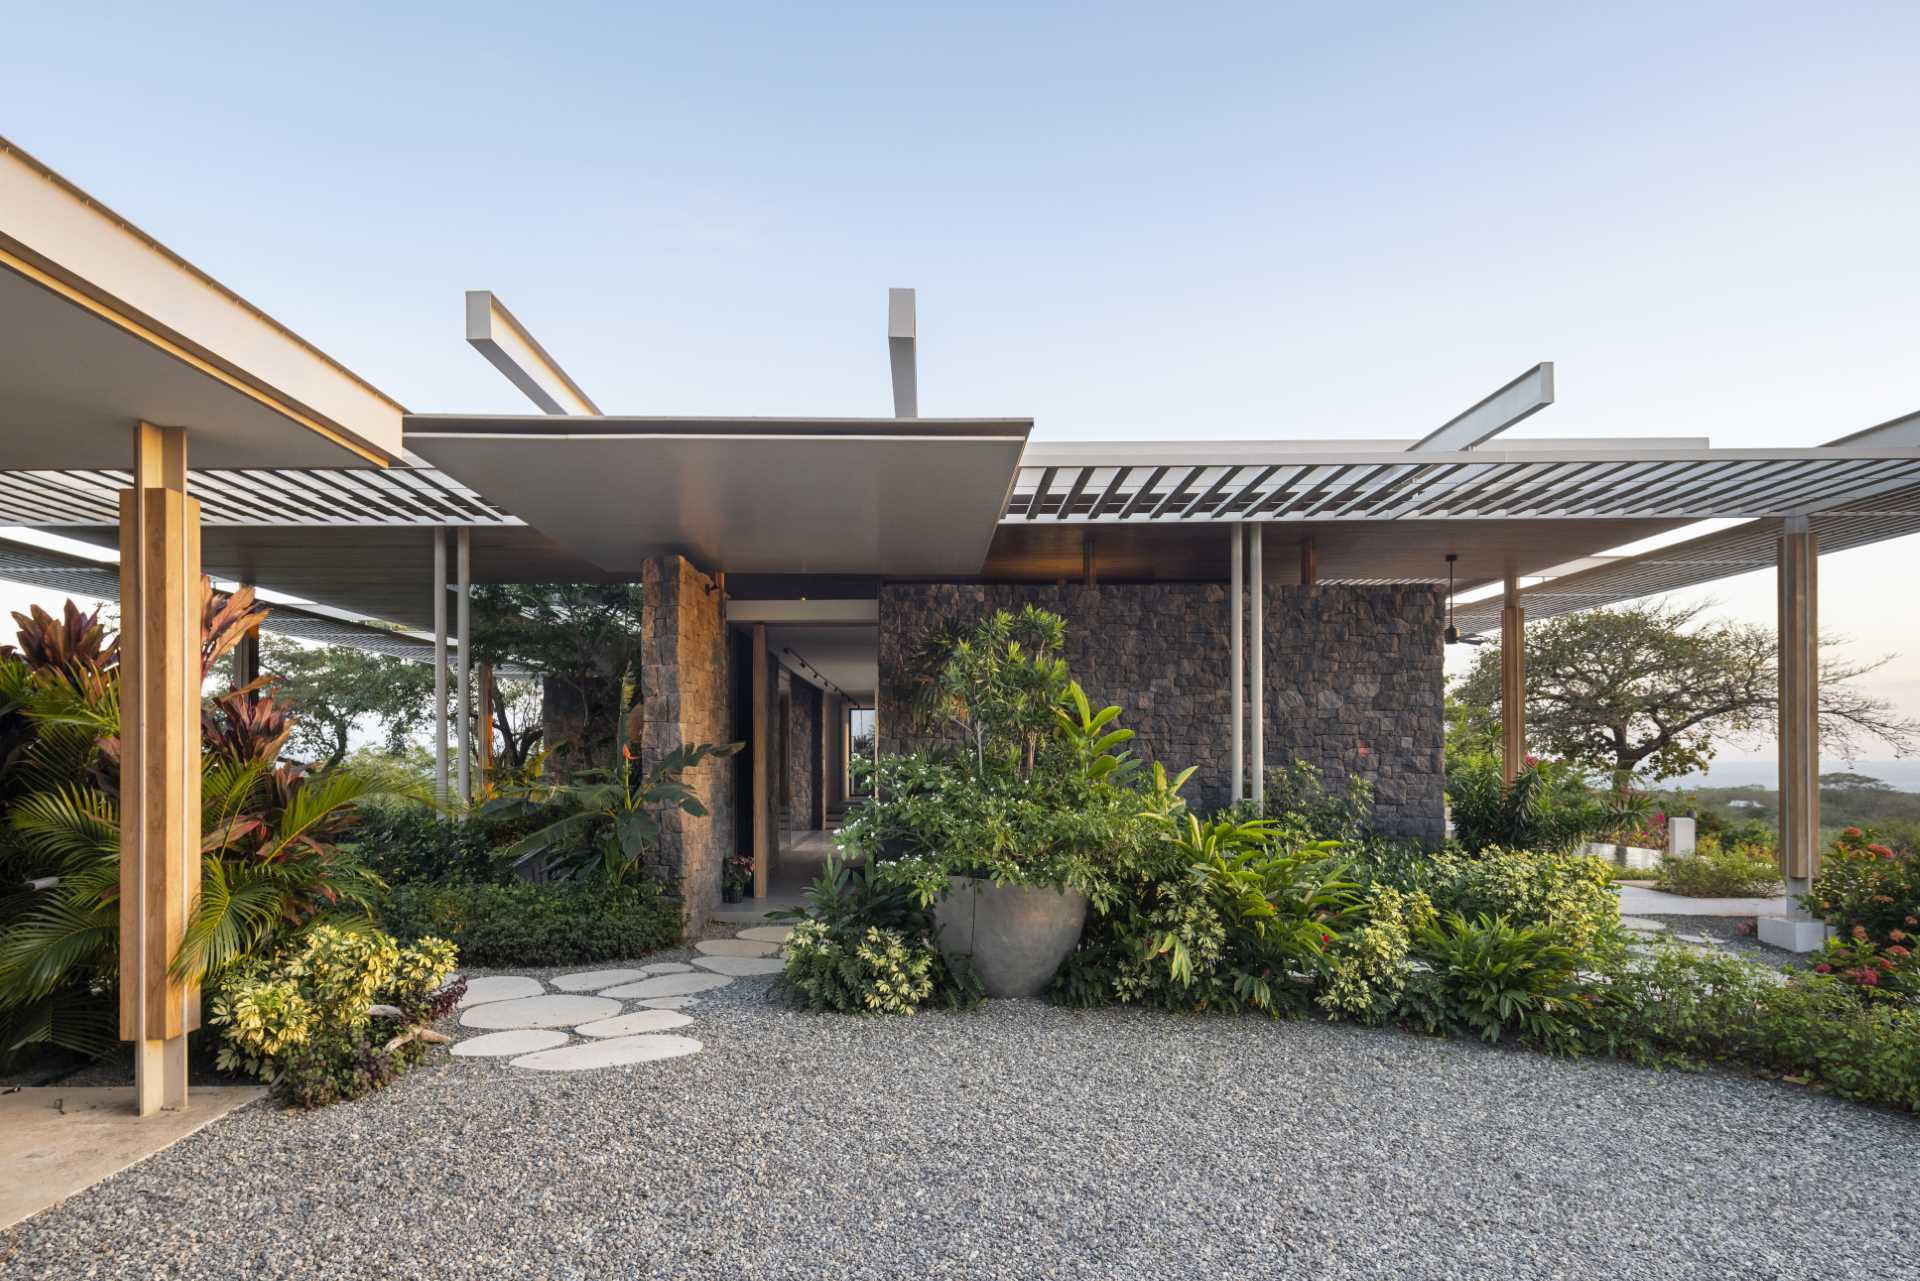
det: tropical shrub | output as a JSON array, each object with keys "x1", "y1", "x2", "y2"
[
  {"x1": 0, "y1": 589, "x2": 400, "y2": 1065},
  {"x1": 1316, "y1": 882, "x2": 1436, "y2": 1021},
  {"x1": 1803, "y1": 826, "x2": 1920, "y2": 946},
  {"x1": 1653, "y1": 837, "x2": 1782, "y2": 898},
  {"x1": 774, "y1": 858, "x2": 979, "y2": 1013},
  {"x1": 211, "y1": 925, "x2": 461, "y2": 1108},
  {"x1": 347, "y1": 804, "x2": 516, "y2": 885},
  {"x1": 377, "y1": 879, "x2": 680, "y2": 967},
  {"x1": 1262, "y1": 760, "x2": 1375, "y2": 843},
  {"x1": 1401, "y1": 913, "x2": 1590, "y2": 1052},
  {"x1": 1357, "y1": 844, "x2": 1620, "y2": 954},
  {"x1": 1446, "y1": 753, "x2": 1633, "y2": 854},
  {"x1": 485, "y1": 740, "x2": 742, "y2": 885}
]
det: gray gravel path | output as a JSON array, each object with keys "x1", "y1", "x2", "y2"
[{"x1": 3, "y1": 943, "x2": 1912, "y2": 1280}]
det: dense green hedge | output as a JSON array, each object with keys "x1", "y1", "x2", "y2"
[{"x1": 378, "y1": 880, "x2": 682, "y2": 968}]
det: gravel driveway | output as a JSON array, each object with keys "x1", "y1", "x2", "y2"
[{"x1": 3, "y1": 950, "x2": 1912, "y2": 1281}]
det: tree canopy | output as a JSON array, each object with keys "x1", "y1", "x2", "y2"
[
  {"x1": 261, "y1": 635, "x2": 435, "y2": 768},
  {"x1": 1452, "y1": 601, "x2": 1920, "y2": 781}
]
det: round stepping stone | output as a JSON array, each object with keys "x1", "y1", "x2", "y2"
[
  {"x1": 511, "y1": 1034, "x2": 703, "y2": 1072},
  {"x1": 456, "y1": 976, "x2": 544, "y2": 1007},
  {"x1": 640, "y1": 962, "x2": 695, "y2": 975},
  {"x1": 737, "y1": 925, "x2": 793, "y2": 944},
  {"x1": 1618, "y1": 917, "x2": 1667, "y2": 932},
  {"x1": 692, "y1": 955, "x2": 784, "y2": 977},
  {"x1": 599, "y1": 973, "x2": 734, "y2": 999},
  {"x1": 575, "y1": 1009, "x2": 695, "y2": 1038},
  {"x1": 635, "y1": 996, "x2": 701, "y2": 1010},
  {"x1": 696, "y1": 938, "x2": 780, "y2": 958},
  {"x1": 460, "y1": 994, "x2": 620, "y2": 1030},
  {"x1": 549, "y1": 968, "x2": 649, "y2": 992},
  {"x1": 452, "y1": 1029, "x2": 570, "y2": 1058}
]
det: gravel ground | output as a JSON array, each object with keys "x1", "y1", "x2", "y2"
[
  {"x1": 3, "y1": 939, "x2": 1913, "y2": 1281},
  {"x1": 1640, "y1": 913, "x2": 1797, "y2": 970}
]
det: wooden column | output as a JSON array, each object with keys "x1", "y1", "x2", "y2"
[
  {"x1": 751, "y1": 622, "x2": 770, "y2": 898},
  {"x1": 1299, "y1": 537, "x2": 1318, "y2": 587},
  {"x1": 1501, "y1": 572, "x2": 1526, "y2": 784},
  {"x1": 118, "y1": 422, "x2": 200, "y2": 1116},
  {"x1": 230, "y1": 607, "x2": 261, "y2": 696},
  {"x1": 1777, "y1": 518, "x2": 1820, "y2": 905},
  {"x1": 455, "y1": 527, "x2": 471, "y2": 804}
]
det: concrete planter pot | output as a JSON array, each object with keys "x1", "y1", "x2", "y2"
[{"x1": 932, "y1": 875, "x2": 1088, "y2": 998}]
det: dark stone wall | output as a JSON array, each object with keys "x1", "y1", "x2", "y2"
[
  {"x1": 877, "y1": 582, "x2": 1444, "y2": 842},
  {"x1": 785, "y1": 675, "x2": 822, "y2": 834},
  {"x1": 641, "y1": 556, "x2": 735, "y2": 933}
]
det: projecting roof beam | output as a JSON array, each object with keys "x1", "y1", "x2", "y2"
[
  {"x1": 1221, "y1": 465, "x2": 1280, "y2": 517},
  {"x1": 1148, "y1": 467, "x2": 1203, "y2": 518},
  {"x1": 1408, "y1": 362, "x2": 1556, "y2": 452},
  {"x1": 1180, "y1": 465, "x2": 1242, "y2": 518},
  {"x1": 888, "y1": 288, "x2": 918, "y2": 418},
  {"x1": 1827, "y1": 407, "x2": 1920, "y2": 448},
  {"x1": 464, "y1": 290, "x2": 601, "y2": 416}
]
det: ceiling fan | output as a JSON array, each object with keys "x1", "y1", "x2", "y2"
[{"x1": 1443, "y1": 554, "x2": 1489, "y2": 647}]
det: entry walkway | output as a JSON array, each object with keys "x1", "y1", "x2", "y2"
[{"x1": 1617, "y1": 885, "x2": 1789, "y2": 917}]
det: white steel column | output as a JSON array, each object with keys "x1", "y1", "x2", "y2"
[
  {"x1": 433, "y1": 527, "x2": 448, "y2": 807},
  {"x1": 1230, "y1": 526, "x2": 1244, "y2": 803},
  {"x1": 1249, "y1": 524, "x2": 1265, "y2": 814},
  {"x1": 456, "y1": 527, "x2": 472, "y2": 805}
]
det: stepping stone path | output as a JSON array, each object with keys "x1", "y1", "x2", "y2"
[
  {"x1": 444, "y1": 927, "x2": 785, "y2": 1073},
  {"x1": 736, "y1": 926, "x2": 793, "y2": 944},
  {"x1": 696, "y1": 938, "x2": 780, "y2": 958},
  {"x1": 452, "y1": 1029, "x2": 569, "y2": 1058},
  {"x1": 692, "y1": 955, "x2": 785, "y2": 977},
  {"x1": 460, "y1": 994, "x2": 620, "y2": 1030}
]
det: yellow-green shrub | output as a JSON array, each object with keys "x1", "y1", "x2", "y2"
[{"x1": 211, "y1": 926, "x2": 460, "y2": 1107}]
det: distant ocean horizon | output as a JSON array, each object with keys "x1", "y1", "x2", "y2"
[{"x1": 1671, "y1": 759, "x2": 1920, "y2": 792}]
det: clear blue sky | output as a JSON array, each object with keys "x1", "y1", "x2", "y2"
[{"x1": 4, "y1": 1, "x2": 1918, "y2": 764}]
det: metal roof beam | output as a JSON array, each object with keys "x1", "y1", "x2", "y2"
[
  {"x1": 888, "y1": 288, "x2": 918, "y2": 418},
  {"x1": 464, "y1": 290, "x2": 601, "y2": 416},
  {"x1": 1408, "y1": 362, "x2": 1556, "y2": 452}
]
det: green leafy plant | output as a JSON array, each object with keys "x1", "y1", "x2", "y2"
[
  {"x1": 1446, "y1": 753, "x2": 1632, "y2": 855},
  {"x1": 378, "y1": 879, "x2": 680, "y2": 967},
  {"x1": 899, "y1": 605, "x2": 1068, "y2": 778},
  {"x1": 489, "y1": 739, "x2": 742, "y2": 885},
  {"x1": 1262, "y1": 760, "x2": 1375, "y2": 843},
  {"x1": 773, "y1": 858, "x2": 980, "y2": 1012},
  {"x1": 1653, "y1": 837, "x2": 1783, "y2": 898},
  {"x1": 210, "y1": 925, "x2": 461, "y2": 1108},
  {"x1": 1804, "y1": 825, "x2": 1919, "y2": 946},
  {"x1": 1404, "y1": 913, "x2": 1588, "y2": 1051}
]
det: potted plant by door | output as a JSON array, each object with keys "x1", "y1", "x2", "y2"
[
  {"x1": 844, "y1": 608, "x2": 1146, "y2": 997},
  {"x1": 722, "y1": 855, "x2": 754, "y2": 904}
]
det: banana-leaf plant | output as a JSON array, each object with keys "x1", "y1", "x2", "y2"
[{"x1": 490, "y1": 739, "x2": 743, "y2": 885}]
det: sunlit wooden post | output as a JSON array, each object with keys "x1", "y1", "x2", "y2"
[
  {"x1": 1761, "y1": 516, "x2": 1827, "y2": 951},
  {"x1": 118, "y1": 422, "x2": 201, "y2": 1116},
  {"x1": 476, "y1": 662, "x2": 495, "y2": 791},
  {"x1": 1501, "y1": 571, "x2": 1526, "y2": 783}
]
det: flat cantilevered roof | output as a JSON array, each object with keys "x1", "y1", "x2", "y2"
[
  {"x1": 405, "y1": 415, "x2": 1033, "y2": 576},
  {"x1": 0, "y1": 136, "x2": 403, "y2": 468}
]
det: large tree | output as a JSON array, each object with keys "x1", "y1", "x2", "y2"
[
  {"x1": 261, "y1": 635, "x2": 436, "y2": 768},
  {"x1": 1453, "y1": 601, "x2": 1920, "y2": 781},
  {"x1": 469, "y1": 584, "x2": 645, "y2": 778}
]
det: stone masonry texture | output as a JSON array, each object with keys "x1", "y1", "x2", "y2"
[
  {"x1": 641, "y1": 556, "x2": 735, "y2": 933},
  {"x1": 877, "y1": 582, "x2": 1444, "y2": 842}
]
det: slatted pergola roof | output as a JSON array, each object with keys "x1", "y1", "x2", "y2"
[
  {"x1": 0, "y1": 463, "x2": 517, "y2": 527},
  {"x1": 1005, "y1": 444, "x2": 1920, "y2": 524}
]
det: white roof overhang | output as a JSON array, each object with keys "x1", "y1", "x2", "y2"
[
  {"x1": 405, "y1": 416, "x2": 1033, "y2": 576},
  {"x1": 0, "y1": 137, "x2": 402, "y2": 468}
]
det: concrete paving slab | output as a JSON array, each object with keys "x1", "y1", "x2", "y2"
[
  {"x1": 459, "y1": 994, "x2": 621, "y2": 1030},
  {"x1": 736, "y1": 925, "x2": 794, "y2": 944},
  {"x1": 692, "y1": 955, "x2": 784, "y2": 976},
  {"x1": 455, "y1": 976, "x2": 545, "y2": 1007},
  {"x1": 548, "y1": 969, "x2": 649, "y2": 992},
  {"x1": 0, "y1": 1086, "x2": 262, "y2": 1230},
  {"x1": 695, "y1": 938, "x2": 780, "y2": 958},
  {"x1": 575, "y1": 1010, "x2": 695, "y2": 1038},
  {"x1": 599, "y1": 973, "x2": 733, "y2": 999},
  {"x1": 510, "y1": 1034, "x2": 703, "y2": 1072},
  {"x1": 451, "y1": 1029, "x2": 571, "y2": 1058}
]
